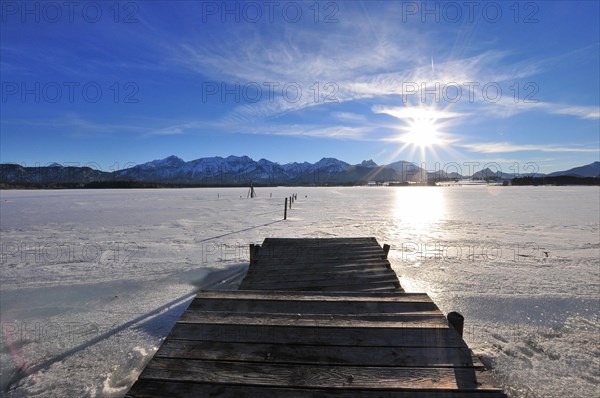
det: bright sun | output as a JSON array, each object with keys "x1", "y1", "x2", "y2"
[{"x1": 403, "y1": 118, "x2": 442, "y2": 148}]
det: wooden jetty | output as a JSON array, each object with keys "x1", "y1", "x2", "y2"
[{"x1": 127, "y1": 237, "x2": 506, "y2": 397}]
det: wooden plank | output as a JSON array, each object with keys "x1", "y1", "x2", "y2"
[
  {"x1": 135, "y1": 359, "x2": 501, "y2": 390},
  {"x1": 260, "y1": 241, "x2": 380, "y2": 248},
  {"x1": 248, "y1": 260, "x2": 393, "y2": 271},
  {"x1": 254, "y1": 245, "x2": 386, "y2": 254},
  {"x1": 168, "y1": 324, "x2": 467, "y2": 347},
  {"x1": 250, "y1": 260, "x2": 392, "y2": 268},
  {"x1": 127, "y1": 381, "x2": 508, "y2": 398},
  {"x1": 187, "y1": 298, "x2": 439, "y2": 314},
  {"x1": 259, "y1": 243, "x2": 384, "y2": 250},
  {"x1": 255, "y1": 250, "x2": 385, "y2": 258},
  {"x1": 243, "y1": 274, "x2": 400, "y2": 290},
  {"x1": 242, "y1": 274, "x2": 398, "y2": 285},
  {"x1": 177, "y1": 312, "x2": 449, "y2": 328},
  {"x1": 247, "y1": 268, "x2": 393, "y2": 277},
  {"x1": 258, "y1": 243, "x2": 384, "y2": 250},
  {"x1": 254, "y1": 250, "x2": 386, "y2": 259},
  {"x1": 242, "y1": 279, "x2": 400, "y2": 291},
  {"x1": 250, "y1": 263, "x2": 389, "y2": 272},
  {"x1": 154, "y1": 339, "x2": 484, "y2": 368},
  {"x1": 246, "y1": 267, "x2": 395, "y2": 276},
  {"x1": 253, "y1": 258, "x2": 388, "y2": 268},
  {"x1": 296, "y1": 284, "x2": 399, "y2": 292},
  {"x1": 242, "y1": 269, "x2": 397, "y2": 283},
  {"x1": 261, "y1": 241, "x2": 378, "y2": 246},
  {"x1": 241, "y1": 273, "x2": 399, "y2": 286},
  {"x1": 254, "y1": 251, "x2": 387, "y2": 261},
  {"x1": 255, "y1": 250, "x2": 384, "y2": 257},
  {"x1": 195, "y1": 291, "x2": 429, "y2": 301},
  {"x1": 251, "y1": 268, "x2": 394, "y2": 276},
  {"x1": 256, "y1": 243, "x2": 383, "y2": 251},
  {"x1": 258, "y1": 247, "x2": 385, "y2": 254},
  {"x1": 254, "y1": 254, "x2": 390, "y2": 261},
  {"x1": 263, "y1": 237, "x2": 378, "y2": 243}
]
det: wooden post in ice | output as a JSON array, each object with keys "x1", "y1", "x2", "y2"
[
  {"x1": 448, "y1": 311, "x2": 464, "y2": 337},
  {"x1": 382, "y1": 244, "x2": 390, "y2": 259},
  {"x1": 289, "y1": 196, "x2": 292, "y2": 209},
  {"x1": 249, "y1": 244, "x2": 256, "y2": 264},
  {"x1": 247, "y1": 182, "x2": 256, "y2": 198},
  {"x1": 284, "y1": 198, "x2": 288, "y2": 220}
]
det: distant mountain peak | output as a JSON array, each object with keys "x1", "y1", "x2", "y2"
[
  {"x1": 164, "y1": 155, "x2": 183, "y2": 161},
  {"x1": 548, "y1": 161, "x2": 600, "y2": 177},
  {"x1": 359, "y1": 159, "x2": 378, "y2": 168},
  {"x1": 311, "y1": 157, "x2": 351, "y2": 173},
  {"x1": 139, "y1": 155, "x2": 185, "y2": 170},
  {"x1": 386, "y1": 160, "x2": 419, "y2": 172},
  {"x1": 226, "y1": 155, "x2": 252, "y2": 161}
]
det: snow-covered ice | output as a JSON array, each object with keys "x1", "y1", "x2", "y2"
[{"x1": 1, "y1": 186, "x2": 598, "y2": 397}]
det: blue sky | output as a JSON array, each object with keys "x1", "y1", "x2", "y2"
[{"x1": 1, "y1": 0, "x2": 599, "y2": 174}]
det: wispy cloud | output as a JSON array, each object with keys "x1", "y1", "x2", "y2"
[
  {"x1": 229, "y1": 123, "x2": 377, "y2": 141},
  {"x1": 477, "y1": 97, "x2": 600, "y2": 120},
  {"x1": 549, "y1": 105, "x2": 600, "y2": 120},
  {"x1": 2, "y1": 114, "x2": 147, "y2": 135},
  {"x1": 331, "y1": 112, "x2": 368, "y2": 123},
  {"x1": 372, "y1": 106, "x2": 467, "y2": 120},
  {"x1": 2, "y1": 114, "x2": 202, "y2": 139},
  {"x1": 459, "y1": 142, "x2": 599, "y2": 153}
]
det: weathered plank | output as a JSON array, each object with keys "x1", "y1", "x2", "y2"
[
  {"x1": 254, "y1": 252, "x2": 386, "y2": 261},
  {"x1": 248, "y1": 266, "x2": 396, "y2": 275},
  {"x1": 168, "y1": 323, "x2": 467, "y2": 347},
  {"x1": 294, "y1": 284, "x2": 399, "y2": 292},
  {"x1": 249, "y1": 261, "x2": 392, "y2": 269},
  {"x1": 242, "y1": 274, "x2": 400, "y2": 290},
  {"x1": 241, "y1": 275, "x2": 400, "y2": 288},
  {"x1": 260, "y1": 241, "x2": 380, "y2": 248},
  {"x1": 242, "y1": 269, "x2": 397, "y2": 284},
  {"x1": 242, "y1": 280, "x2": 401, "y2": 291},
  {"x1": 187, "y1": 297, "x2": 439, "y2": 314},
  {"x1": 246, "y1": 260, "x2": 393, "y2": 271},
  {"x1": 154, "y1": 340, "x2": 484, "y2": 368},
  {"x1": 258, "y1": 244, "x2": 385, "y2": 251},
  {"x1": 254, "y1": 245, "x2": 388, "y2": 256},
  {"x1": 262, "y1": 237, "x2": 378, "y2": 244},
  {"x1": 127, "y1": 382, "x2": 507, "y2": 398},
  {"x1": 177, "y1": 312, "x2": 449, "y2": 328},
  {"x1": 195, "y1": 290, "x2": 428, "y2": 301},
  {"x1": 254, "y1": 252, "x2": 388, "y2": 262},
  {"x1": 135, "y1": 359, "x2": 500, "y2": 390}
]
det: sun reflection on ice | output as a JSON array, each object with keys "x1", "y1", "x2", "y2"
[
  {"x1": 393, "y1": 187, "x2": 446, "y2": 234},
  {"x1": 391, "y1": 187, "x2": 447, "y2": 294}
]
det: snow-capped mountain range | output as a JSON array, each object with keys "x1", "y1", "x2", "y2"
[{"x1": 1, "y1": 156, "x2": 598, "y2": 186}]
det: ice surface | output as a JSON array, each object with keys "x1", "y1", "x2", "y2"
[{"x1": 1, "y1": 186, "x2": 598, "y2": 397}]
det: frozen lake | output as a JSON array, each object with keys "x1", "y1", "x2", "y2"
[{"x1": 1, "y1": 186, "x2": 599, "y2": 397}]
